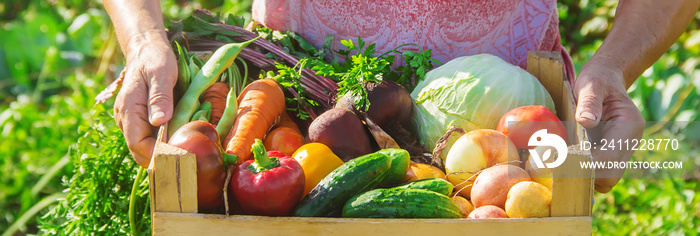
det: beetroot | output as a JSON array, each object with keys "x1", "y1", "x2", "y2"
[{"x1": 307, "y1": 108, "x2": 372, "y2": 161}]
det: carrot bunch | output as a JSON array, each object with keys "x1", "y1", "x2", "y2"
[
  {"x1": 222, "y1": 78, "x2": 286, "y2": 161},
  {"x1": 201, "y1": 82, "x2": 230, "y2": 125},
  {"x1": 174, "y1": 42, "x2": 296, "y2": 163},
  {"x1": 169, "y1": 38, "x2": 258, "y2": 136}
]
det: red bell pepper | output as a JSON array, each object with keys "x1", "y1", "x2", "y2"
[{"x1": 230, "y1": 139, "x2": 305, "y2": 216}]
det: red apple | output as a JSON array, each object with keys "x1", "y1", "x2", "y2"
[{"x1": 496, "y1": 105, "x2": 567, "y2": 149}]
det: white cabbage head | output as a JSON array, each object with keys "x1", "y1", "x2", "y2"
[{"x1": 410, "y1": 54, "x2": 556, "y2": 158}]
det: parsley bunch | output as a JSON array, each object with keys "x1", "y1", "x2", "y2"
[
  {"x1": 274, "y1": 60, "x2": 320, "y2": 120},
  {"x1": 313, "y1": 38, "x2": 391, "y2": 111},
  {"x1": 275, "y1": 35, "x2": 440, "y2": 117}
]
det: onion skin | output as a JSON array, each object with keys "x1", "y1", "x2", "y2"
[{"x1": 444, "y1": 129, "x2": 519, "y2": 198}]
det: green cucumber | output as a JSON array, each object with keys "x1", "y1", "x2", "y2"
[
  {"x1": 396, "y1": 178, "x2": 454, "y2": 196},
  {"x1": 292, "y1": 152, "x2": 391, "y2": 217},
  {"x1": 342, "y1": 188, "x2": 462, "y2": 218},
  {"x1": 375, "y1": 148, "x2": 411, "y2": 186}
]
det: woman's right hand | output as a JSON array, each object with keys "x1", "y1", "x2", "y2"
[
  {"x1": 103, "y1": 0, "x2": 176, "y2": 167},
  {"x1": 114, "y1": 30, "x2": 177, "y2": 168}
]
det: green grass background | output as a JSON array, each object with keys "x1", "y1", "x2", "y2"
[{"x1": 0, "y1": 0, "x2": 697, "y2": 235}]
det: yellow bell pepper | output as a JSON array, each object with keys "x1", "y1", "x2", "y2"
[{"x1": 292, "y1": 143, "x2": 344, "y2": 197}]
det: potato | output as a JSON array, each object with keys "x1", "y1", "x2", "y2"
[
  {"x1": 524, "y1": 149, "x2": 554, "y2": 191},
  {"x1": 467, "y1": 205, "x2": 508, "y2": 219},
  {"x1": 470, "y1": 165, "x2": 530, "y2": 209},
  {"x1": 505, "y1": 181, "x2": 551, "y2": 218}
]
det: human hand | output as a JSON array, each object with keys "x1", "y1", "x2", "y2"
[
  {"x1": 114, "y1": 30, "x2": 177, "y2": 168},
  {"x1": 574, "y1": 60, "x2": 645, "y2": 193}
]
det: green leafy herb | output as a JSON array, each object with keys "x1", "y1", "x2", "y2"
[
  {"x1": 385, "y1": 45, "x2": 441, "y2": 92},
  {"x1": 319, "y1": 38, "x2": 391, "y2": 110},
  {"x1": 274, "y1": 60, "x2": 319, "y2": 120}
]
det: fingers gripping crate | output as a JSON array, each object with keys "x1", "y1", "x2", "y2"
[{"x1": 147, "y1": 51, "x2": 594, "y2": 235}]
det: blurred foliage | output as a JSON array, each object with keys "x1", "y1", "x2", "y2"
[
  {"x1": 0, "y1": 0, "x2": 113, "y2": 234},
  {"x1": 596, "y1": 178, "x2": 699, "y2": 235},
  {"x1": 591, "y1": 135, "x2": 700, "y2": 236},
  {"x1": 38, "y1": 106, "x2": 150, "y2": 235},
  {"x1": 0, "y1": 0, "x2": 697, "y2": 235}
]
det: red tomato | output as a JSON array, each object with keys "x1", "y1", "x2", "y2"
[
  {"x1": 496, "y1": 105, "x2": 567, "y2": 149},
  {"x1": 263, "y1": 127, "x2": 305, "y2": 156},
  {"x1": 169, "y1": 121, "x2": 226, "y2": 212}
]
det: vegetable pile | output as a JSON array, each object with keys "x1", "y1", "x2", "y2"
[{"x1": 101, "y1": 10, "x2": 571, "y2": 219}]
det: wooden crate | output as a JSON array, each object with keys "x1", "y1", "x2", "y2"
[{"x1": 147, "y1": 51, "x2": 594, "y2": 235}]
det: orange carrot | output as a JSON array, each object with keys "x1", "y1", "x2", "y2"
[
  {"x1": 201, "y1": 82, "x2": 230, "y2": 125},
  {"x1": 223, "y1": 79, "x2": 286, "y2": 162}
]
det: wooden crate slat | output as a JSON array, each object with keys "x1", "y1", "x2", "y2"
[
  {"x1": 551, "y1": 149, "x2": 594, "y2": 217},
  {"x1": 527, "y1": 51, "x2": 594, "y2": 217},
  {"x1": 526, "y1": 51, "x2": 565, "y2": 117},
  {"x1": 179, "y1": 145, "x2": 198, "y2": 213},
  {"x1": 149, "y1": 136, "x2": 198, "y2": 213},
  {"x1": 153, "y1": 213, "x2": 591, "y2": 236}
]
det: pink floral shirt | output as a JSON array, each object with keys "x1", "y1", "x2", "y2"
[{"x1": 252, "y1": 0, "x2": 575, "y2": 83}]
